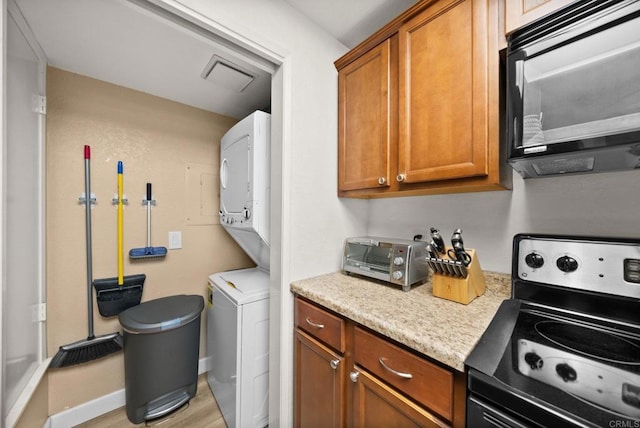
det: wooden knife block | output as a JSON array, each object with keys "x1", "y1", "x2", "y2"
[{"x1": 432, "y1": 248, "x2": 486, "y2": 305}]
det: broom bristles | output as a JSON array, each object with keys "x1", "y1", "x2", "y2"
[{"x1": 49, "y1": 333, "x2": 123, "y2": 368}]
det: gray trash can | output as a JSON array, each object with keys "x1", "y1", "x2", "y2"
[{"x1": 118, "y1": 294, "x2": 204, "y2": 424}]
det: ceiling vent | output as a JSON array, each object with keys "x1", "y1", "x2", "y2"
[{"x1": 201, "y1": 55, "x2": 255, "y2": 92}]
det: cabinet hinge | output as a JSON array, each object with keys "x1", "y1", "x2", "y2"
[
  {"x1": 32, "y1": 303, "x2": 46, "y2": 322},
  {"x1": 33, "y1": 95, "x2": 46, "y2": 115}
]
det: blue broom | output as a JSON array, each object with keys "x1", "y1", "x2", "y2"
[{"x1": 129, "y1": 183, "x2": 167, "y2": 259}]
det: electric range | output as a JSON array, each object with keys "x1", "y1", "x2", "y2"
[{"x1": 466, "y1": 234, "x2": 640, "y2": 427}]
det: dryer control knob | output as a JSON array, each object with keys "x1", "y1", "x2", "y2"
[{"x1": 243, "y1": 208, "x2": 251, "y2": 220}]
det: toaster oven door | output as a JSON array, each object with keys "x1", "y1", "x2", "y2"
[{"x1": 343, "y1": 241, "x2": 392, "y2": 277}]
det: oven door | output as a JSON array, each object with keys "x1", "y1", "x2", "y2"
[{"x1": 506, "y1": 0, "x2": 640, "y2": 178}]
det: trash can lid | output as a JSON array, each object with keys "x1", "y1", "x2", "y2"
[{"x1": 118, "y1": 295, "x2": 204, "y2": 333}]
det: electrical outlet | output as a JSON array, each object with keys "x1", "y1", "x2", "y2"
[{"x1": 168, "y1": 231, "x2": 182, "y2": 249}]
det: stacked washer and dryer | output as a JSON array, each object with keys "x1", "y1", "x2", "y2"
[{"x1": 207, "y1": 111, "x2": 270, "y2": 428}]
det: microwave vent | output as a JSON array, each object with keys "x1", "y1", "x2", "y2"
[{"x1": 532, "y1": 157, "x2": 595, "y2": 176}]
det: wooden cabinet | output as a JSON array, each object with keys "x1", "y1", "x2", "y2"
[
  {"x1": 505, "y1": 0, "x2": 574, "y2": 35},
  {"x1": 335, "y1": 0, "x2": 510, "y2": 198},
  {"x1": 352, "y1": 369, "x2": 448, "y2": 428},
  {"x1": 294, "y1": 297, "x2": 466, "y2": 427},
  {"x1": 295, "y1": 330, "x2": 346, "y2": 428},
  {"x1": 295, "y1": 298, "x2": 347, "y2": 428},
  {"x1": 338, "y1": 38, "x2": 396, "y2": 191}
]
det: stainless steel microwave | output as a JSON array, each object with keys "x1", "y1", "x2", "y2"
[{"x1": 506, "y1": 0, "x2": 640, "y2": 178}]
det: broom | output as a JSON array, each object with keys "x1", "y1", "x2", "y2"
[{"x1": 50, "y1": 145, "x2": 123, "y2": 368}]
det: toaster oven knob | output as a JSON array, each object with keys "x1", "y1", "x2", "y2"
[
  {"x1": 556, "y1": 256, "x2": 578, "y2": 273},
  {"x1": 392, "y1": 271, "x2": 403, "y2": 280},
  {"x1": 393, "y1": 257, "x2": 405, "y2": 266}
]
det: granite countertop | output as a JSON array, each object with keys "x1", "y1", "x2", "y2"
[{"x1": 290, "y1": 271, "x2": 511, "y2": 372}]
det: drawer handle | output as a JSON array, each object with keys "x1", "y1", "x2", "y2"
[
  {"x1": 305, "y1": 317, "x2": 325, "y2": 329},
  {"x1": 330, "y1": 359, "x2": 340, "y2": 370},
  {"x1": 350, "y1": 371, "x2": 359, "y2": 383},
  {"x1": 378, "y1": 358, "x2": 413, "y2": 379}
]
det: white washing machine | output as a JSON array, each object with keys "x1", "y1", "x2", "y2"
[
  {"x1": 207, "y1": 268, "x2": 269, "y2": 428},
  {"x1": 208, "y1": 111, "x2": 271, "y2": 428}
]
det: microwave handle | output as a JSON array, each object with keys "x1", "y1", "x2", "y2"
[{"x1": 507, "y1": 51, "x2": 526, "y2": 148}]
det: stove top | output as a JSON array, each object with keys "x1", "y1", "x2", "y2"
[{"x1": 466, "y1": 234, "x2": 640, "y2": 427}]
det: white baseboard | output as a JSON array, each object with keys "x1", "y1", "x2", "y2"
[{"x1": 47, "y1": 356, "x2": 212, "y2": 428}]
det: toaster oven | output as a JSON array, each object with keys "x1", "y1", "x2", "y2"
[{"x1": 342, "y1": 237, "x2": 429, "y2": 291}]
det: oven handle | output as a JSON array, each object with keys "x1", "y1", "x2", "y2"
[
  {"x1": 469, "y1": 396, "x2": 529, "y2": 428},
  {"x1": 378, "y1": 358, "x2": 413, "y2": 379},
  {"x1": 482, "y1": 412, "x2": 518, "y2": 428}
]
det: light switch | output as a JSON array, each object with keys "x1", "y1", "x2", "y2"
[{"x1": 168, "y1": 231, "x2": 182, "y2": 249}]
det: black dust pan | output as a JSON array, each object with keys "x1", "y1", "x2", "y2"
[{"x1": 93, "y1": 161, "x2": 145, "y2": 317}]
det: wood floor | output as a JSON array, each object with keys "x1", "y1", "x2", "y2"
[{"x1": 76, "y1": 375, "x2": 227, "y2": 427}]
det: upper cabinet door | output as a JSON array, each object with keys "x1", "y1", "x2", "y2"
[
  {"x1": 338, "y1": 39, "x2": 395, "y2": 192},
  {"x1": 398, "y1": 0, "x2": 489, "y2": 184},
  {"x1": 505, "y1": 0, "x2": 574, "y2": 34}
]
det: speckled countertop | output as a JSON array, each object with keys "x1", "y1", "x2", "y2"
[{"x1": 290, "y1": 271, "x2": 511, "y2": 372}]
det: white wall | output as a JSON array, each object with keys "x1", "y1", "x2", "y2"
[
  {"x1": 164, "y1": 1, "x2": 369, "y2": 426},
  {"x1": 369, "y1": 169, "x2": 640, "y2": 273}
]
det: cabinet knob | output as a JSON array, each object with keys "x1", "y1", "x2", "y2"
[
  {"x1": 396, "y1": 173, "x2": 406, "y2": 183},
  {"x1": 330, "y1": 359, "x2": 340, "y2": 370},
  {"x1": 349, "y1": 371, "x2": 359, "y2": 382},
  {"x1": 378, "y1": 177, "x2": 386, "y2": 185}
]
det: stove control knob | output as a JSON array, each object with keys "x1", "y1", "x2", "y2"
[
  {"x1": 393, "y1": 257, "x2": 405, "y2": 266},
  {"x1": 525, "y1": 253, "x2": 544, "y2": 269},
  {"x1": 524, "y1": 352, "x2": 543, "y2": 370},
  {"x1": 392, "y1": 271, "x2": 403, "y2": 280},
  {"x1": 556, "y1": 256, "x2": 579, "y2": 273},
  {"x1": 556, "y1": 363, "x2": 577, "y2": 382}
]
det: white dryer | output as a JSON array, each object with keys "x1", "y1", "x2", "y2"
[
  {"x1": 208, "y1": 111, "x2": 271, "y2": 428},
  {"x1": 219, "y1": 110, "x2": 270, "y2": 270}
]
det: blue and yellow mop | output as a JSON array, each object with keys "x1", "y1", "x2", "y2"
[
  {"x1": 129, "y1": 182, "x2": 167, "y2": 259},
  {"x1": 93, "y1": 161, "x2": 145, "y2": 317}
]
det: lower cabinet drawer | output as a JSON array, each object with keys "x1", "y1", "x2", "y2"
[
  {"x1": 295, "y1": 297, "x2": 346, "y2": 353},
  {"x1": 353, "y1": 326, "x2": 454, "y2": 421}
]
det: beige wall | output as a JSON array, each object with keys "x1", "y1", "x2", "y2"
[{"x1": 45, "y1": 67, "x2": 253, "y2": 414}]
